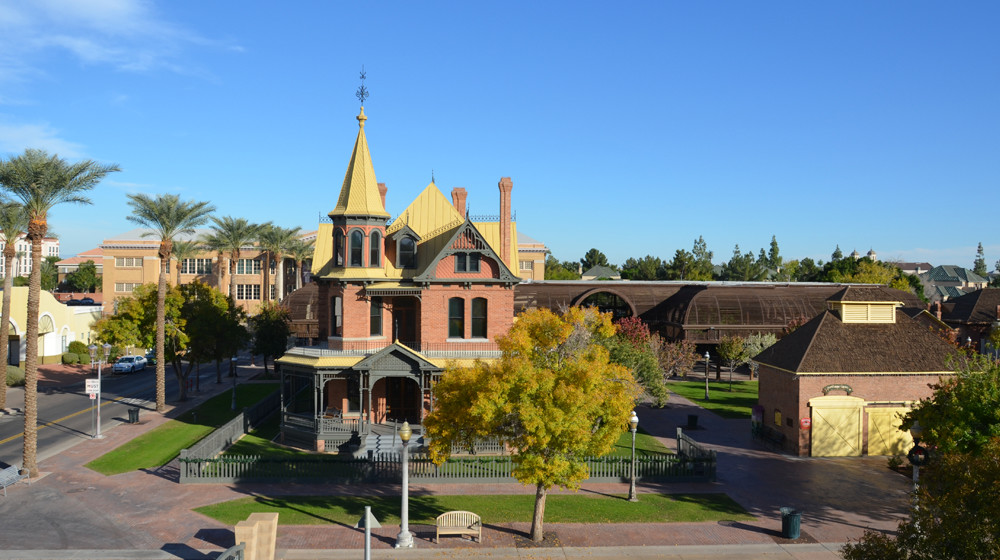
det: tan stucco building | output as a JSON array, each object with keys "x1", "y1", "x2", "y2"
[{"x1": 2, "y1": 287, "x2": 101, "y2": 365}]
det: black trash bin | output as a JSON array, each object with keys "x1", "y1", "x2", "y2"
[
  {"x1": 687, "y1": 414, "x2": 698, "y2": 429},
  {"x1": 128, "y1": 407, "x2": 140, "y2": 424},
  {"x1": 780, "y1": 507, "x2": 801, "y2": 539}
]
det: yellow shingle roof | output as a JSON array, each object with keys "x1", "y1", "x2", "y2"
[
  {"x1": 473, "y1": 221, "x2": 519, "y2": 269},
  {"x1": 330, "y1": 107, "x2": 390, "y2": 219},
  {"x1": 275, "y1": 354, "x2": 365, "y2": 368},
  {"x1": 386, "y1": 182, "x2": 464, "y2": 239}
]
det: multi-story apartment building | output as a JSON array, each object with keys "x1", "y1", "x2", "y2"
[{"x1": 0, "y1": 233, "x2": 59, "y2": 278}]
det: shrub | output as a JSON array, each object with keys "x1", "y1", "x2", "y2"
[
  {"x1": 78, "y1": 353, "x2": 91, "y2": 365},
  {"x1": 68, "y1": 340, "x2": 89, "y2": 355},
  {"x1": 6, "y1": 365, "x2": 24, "y2": 387},
  {"x1": 61, "y1": 352, "x2": 79, "y2": 365}
]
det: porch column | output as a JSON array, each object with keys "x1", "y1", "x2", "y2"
[{"x1": 366, "y1": 374, "x2": 373, "y2": 424}]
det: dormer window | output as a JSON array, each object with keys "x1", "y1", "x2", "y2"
[
  {"x1": 398, "y1": 237, "x2": 417, "y2": 269},
  {"x1": 455, "y1": 252, "x2": 480, "y2": 273},
  {"x1": 350, "y1": 229, "x2": 364, "y2": 267}
]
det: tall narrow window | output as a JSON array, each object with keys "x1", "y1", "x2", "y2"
[
  {"x1": 469, "y1": 252, "x2": 480, "y2": 272},
  {"x1": 448, "y1": 297, "x2": 464, "y2": 338},
  {"x1": 334, "y1": 230, "x2": 345, "y2": 267},
  {"x1": 332, "y1": 296, "x2": 343, "y2": 336},
  {"x1": 472, "y1": 297, "x2": 487, "y2": 338},
  {"x1": 455, "y1": 253, "x2": 467, "y2": 272},
  {"x1": 350, "y1": 230, "x2": 364, "y2": 267},
  {"x1": 370, "y1": 296, "x2": 383, "y2": 336},
  {"x1": 369, "y1": 231, "x2": 381, "y2": 267},
  {"x1": 399, "y1": 237, "x2": 416, "y2": 268}
]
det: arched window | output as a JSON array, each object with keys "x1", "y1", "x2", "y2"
[
  {"x1": 399, "y1": 237, "x2": 417, "y2": 269},
  {"x1": 369, "y1": 231, "x2": 381, "y2": 267},
  {"x1": 350, "y1": 230, "x2": 364, "y2": 267},
  {"x1": 448, "y1": 297, "x2": 464, "y2": 338},
  {"x1": 472, "y1": 297, "x2": 487, "y2": 338},
  {"x1": 580, "y1": 291, "x2": 632, "y2": 320},
  {"x1": 333, "y1": 229, "x2": 345, "y2": 267}
]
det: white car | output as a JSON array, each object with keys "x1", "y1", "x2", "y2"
[{"x1": 112, "y1": 355, "x2": 147, "y2": 374}]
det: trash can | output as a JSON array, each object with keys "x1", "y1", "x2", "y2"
[
  {"x1": 687, "y1": 414, "x2": 698, "y2": 429},
  {"x1": 128, "y1": 407, "x2": 140, "y2": 424},
  {"x1": 780, "y1": 507, "x2": 801, "y2": 539}
]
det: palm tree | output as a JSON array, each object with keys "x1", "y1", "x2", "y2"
[
  {"x1": 286, "y1": 237, "x2": 315, "y2": 291},
  {"x1": 0, "y1": 203, "x2": 28, "y2": 413},
  {"x1": 170, "y1": 239, "x2": 201, "y2": 286},
  {"x1": 204, "y1": 217, "x2": 266, "y2": 303},
  {"x1": 126, "y1": 193, "x2": 215, "y2": 413},
  {"x1": 257, "y1": 225, "x2": 297, "y2": 302},
  {"x1": 0, "y1": 149, "x2": 119, "y2": 477}
]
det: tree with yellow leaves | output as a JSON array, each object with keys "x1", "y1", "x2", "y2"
[{"x1": 424, "y1": 307, "x2": 640, "y2": 542}]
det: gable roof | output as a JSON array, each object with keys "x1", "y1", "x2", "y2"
[
  {"x1": 942, "y1": 287, "x2": 1000, "y2": 324},
  {"x1": 827, "y1": 285, "x2": 908, "y2": 303},
  {"x1": 921, "y1": 265, "x2": 987, "y2": 284},
  {"x1": 386, "y1": 182, "x2": 464, "y2": 239},
  {"x1": 754, "y1": 309, "x2": 955, "y2": 374},
  {"x1": 582, "y1": 265, "x2": 620, "y2": 279},
  {"x1": 414, "y1": 220, "x2": 520, "y2": 283},
  {"x1": 329, "y1": 107, "x2": 390, "y2": 219}
]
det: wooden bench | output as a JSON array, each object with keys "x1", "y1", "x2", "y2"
[
  {"x1": 0, "y1": 465, "x2": 29, "y2": 496},
  {"x1": 435, "y1": 510, "x2": 482, "y2": 543}
]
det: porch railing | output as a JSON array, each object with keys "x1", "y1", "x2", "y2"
[{"x1": 284, "y1": 340, "x2": 501, "y2": 359}]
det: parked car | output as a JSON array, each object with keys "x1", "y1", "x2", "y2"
[
  {"x1": 144, "y1": 350, "x2": 157, "y2": 366},
  {"x1": 112, "y1": 355, "x2": 146, "y2": 374},
  {"x1": 79, "y1": 297, "x2": 95, "y2": 305}
]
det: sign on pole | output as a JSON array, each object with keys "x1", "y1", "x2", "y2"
[{"x1": 85, "y1": 379, "x2": 100, "y2": 394}]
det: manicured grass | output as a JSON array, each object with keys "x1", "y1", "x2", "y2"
[
  {"x1": 608, "y1": 426, "x2": 672, "y2": 457},
  {"x1": 194, "y1": 492, "x2": 753, "y2": 526},
  {"x1": 85, "y1": 382, "x2": 279, "y2": 475},
  {"x1": 667, "y1": 380, "x2": 758, "y2": 419}
]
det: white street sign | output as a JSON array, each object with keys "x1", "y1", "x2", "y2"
[{"x1": 86, "y1": 379, "x2": 100, "y2": 394}]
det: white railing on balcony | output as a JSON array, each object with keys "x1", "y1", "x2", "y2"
[{"x1": 284, "y1": 341, "x2": 501, "y2": 360}]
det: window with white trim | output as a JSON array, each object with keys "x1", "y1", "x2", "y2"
[
  {"x1": 236, "y1": 259, "x2": 262, "y2": 275},
  {"x1": 115, "y1": 283, "x2": 140, "y2": 293},
  {"x1": 236, "y1": 284, "x2": 261, "y2": 300},
  {"x1": 181, "y1": 258, "x2": 213, "y2": 274},
  {"x1": 115, "y1": 257, "x2": 142, "y2": 267},
  {"x1": 520, "y1": 260, "x2": 533, "y2": 271}
]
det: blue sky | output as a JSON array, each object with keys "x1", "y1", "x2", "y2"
[{"x1": 1, "y1": 1, "x2": 998, "y2": 270}]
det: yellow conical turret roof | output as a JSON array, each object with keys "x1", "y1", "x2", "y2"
[{"x1": 330, "y1": 107, "x2": 390, "y2": 219}]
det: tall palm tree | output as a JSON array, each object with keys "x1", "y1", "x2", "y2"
[
  {"x1": 0, "y1": 203, "x2": 28, "y2": 413},
  {"x1": 286, "y1": 237, "x2": 315, "y2": 291},
  {"x1": 0, "y1": 149, "x2": 119, "y2": 477},
  {"x1": 170, "y1": 239, "x2": 201, "y2": 286},
  {"x1": 257, "y1": 225, "x2": 298, "y2": 302},
  {"x1": 126, "y1": 193, "x2": 215, "y2": 413},
  {"x1": 204, "y1": 217, "x2": 266, "y2": 303}
]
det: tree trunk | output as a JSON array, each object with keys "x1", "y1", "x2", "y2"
[
  {"x1": 530, "y1": 482, "x2": 547, "y2": 542},
  {"x1": 155, "y1": 260, "x2": 167, "y2": 412},
  {"x1": 295, "y1": 258, "x2": 303, "y2": 290},
  {"x1": 0, "y1": 250, "x2": 13, "y2": 411},
  {"x1": 262, "y1": 252, "x2": 271, "y2": 303},
  {"x1": 275, "y1": 256, "x2": 284, "y2": 301},
  {"x1": 22, "y1": 230, "x2": 43, "y2": 477},
  {"x1": 229, "y1": 252, "x2": 239, "y2": 303}
]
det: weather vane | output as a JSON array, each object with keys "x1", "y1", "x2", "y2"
[
  {"x1": 356, "y1": 66, "x2": 369, "y2": 106},
  {"x1": 431, "y1": 169, "x2": 435, "y2": 183}
]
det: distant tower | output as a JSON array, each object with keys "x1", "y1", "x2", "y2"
[{"x1": 867, "y1": 248, "x2": 878, "y2": 262}]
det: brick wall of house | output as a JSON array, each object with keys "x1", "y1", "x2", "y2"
[
  {"x1": 418, "y1": 285, "x2": 514, "y2": 343},
  {"x1": 759, "y1": 366, "x2": 949, "y2": 456},
  {"x1": 433, "y1": 254, "x2": 501, "y2": 279}
]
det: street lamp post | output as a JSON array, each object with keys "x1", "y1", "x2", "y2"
[
  {"x1": 88, "y1": 343, "x2": 112, "y2": 439},
  {"x1": 395, "y1": 421, "x2": 415, "y2": 548},
  {"x1": 628, "y1": 410, "x2": 639, "y2": 502},
  {"x1": 704, "y1": 351, "x2": 711, "y2": 400},
  {"x1": 908, "y1": 420, "x2": 927, "y2": 518}
]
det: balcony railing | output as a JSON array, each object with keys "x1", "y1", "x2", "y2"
[{"x1": 285, "y1": 340, "x2": 501, "y2": 360}]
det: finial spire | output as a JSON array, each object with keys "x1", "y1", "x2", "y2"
[
  {"x1": 431, "y1": 169, "x2": 435, "y2": 184},
  {"x1": 355, "y1": 65, "x2": 369, "y2": 107}
]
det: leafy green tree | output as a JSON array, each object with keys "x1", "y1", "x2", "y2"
[
  {"x1": 176, "y1": 281, "x2": 233, "y2": 398},
  {"x1": 92, "y1": 283, "x2": 170, "y2": 360},
  {"x1": 743, "y1": 333, "x2": 777, "y2": 378},
  {"x1": 544, "y1": 255, "x2": 581, "y2": 280},
  {"x1": 66, "y1": 260, "x2": 100, "y2": 293},
  {"x1": 0, "y1": 148, "x2": 119, "y2": 478},
  {"x1": 604, "y1": 317, "x2": 667, "y2": 406},
  {"x1": 657, "y1": 338, "x2": 698, "y2": 378},
  {"x1": 690, "y1": 236, "x2": 715, "y2": 280},
  {"x1": 425, "y1": 307, "x2": 639, "y2": 542},
  {"x1": 719, "y1": 245, "x2": 767, "y2": 281},
  {"x1": 844, "y1": 355, "x2": 1000, "y2": 559},
  {"x1": 973, "y1": 242, "x2": 988, "y2": 276},
  {"x1": 832, "y1": 245, "x2": 844, "y2": 260},
  {"x1": 126, "y1": 193, "x2": 215, "y2": 413},
  {"x1": 716, "y1": 335, "x2": 748, "y2": 387},
  {"x1": 767, "y1": 235, "x2": 781, "y2": 271},
  {"x1": 580, "y1": 248, "x2": 612, "y2": 272},
  {"x1": 0, "y1": 202, "x2": 27, "y2": 413},
  {"x1": 41, "y1": 256, "x2": 58, "y2": 291},
  {"x1": 619, "y1": 255, "x2": 664, "y2": 280},
  {"x1": 797, "y1": 257, "x2": 821, "y2": 281},
  {"x1": 664, "y1": 249, "x2": 695, "y2": 280},
  {"x1": 249, "y1": 302, "x2": 291, "y2": 375}
]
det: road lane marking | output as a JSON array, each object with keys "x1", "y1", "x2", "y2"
[{"x1": 0, "y1": 393, "x2": 151, "y2": 446}]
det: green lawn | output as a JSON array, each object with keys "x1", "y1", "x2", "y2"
[
  {"x1": 608, "y1": 426, "x2": 672, "y2": 457},
  {"x1": 195, "y1": 492, "x2": 752, "y2": 526},
  {"x1": 85, "y1": 382, "x2": 279, "y2": 475},
  {"x1": 667, "y1": 380, "x2": 758, "y2": 419}
]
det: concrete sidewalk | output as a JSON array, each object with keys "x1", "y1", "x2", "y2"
[{"x1": 0, "y1": 370, "x2": 906, "y2": 559}]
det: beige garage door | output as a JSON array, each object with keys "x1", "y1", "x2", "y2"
[
  {"x1": 867, "y1": 407, "x2": 913, "y2": 456},
  {"x1": 809, "y1": 396, "x2": 864, "y2": 457}
]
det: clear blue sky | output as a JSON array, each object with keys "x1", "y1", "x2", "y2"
[{"x1": 2, "y1": 1, "x2": 998, "y2": 271}]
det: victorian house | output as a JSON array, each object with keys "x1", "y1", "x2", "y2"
[{"x1": 276, "y1": 106, "x2": 520, "y2": 453}]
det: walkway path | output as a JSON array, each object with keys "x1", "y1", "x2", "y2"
[{"x1": 0, "y1": 369, "x2": 909, "y2": 559}]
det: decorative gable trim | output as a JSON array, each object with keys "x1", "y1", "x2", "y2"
[
  {"x1": 388, "y1": 223, "x2": 422, "y2": 243},
  {"x1": 354, "y1": 342, "x2": 438, "y2": 375},
  {"x1": 414, "y1": 220, "x2": 520, "y2": 284}
]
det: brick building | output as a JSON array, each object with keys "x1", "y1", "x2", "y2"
[
  {"x1": 754, "y1": 286, "x2": 957, "y2": 457},
  {"x1": 275, "y1": 106, "x2": 523, "y2": 453}
]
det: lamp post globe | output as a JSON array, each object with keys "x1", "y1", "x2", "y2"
[
  {"x1": 628, "y1": 410, "x2": 639, "y2": 502},
  {"x1": 395, "y1": 421, "x2": 415, "y2": 548},
  {"x1": 704, "y1": 351, "x2": 711, "y2": 400}
]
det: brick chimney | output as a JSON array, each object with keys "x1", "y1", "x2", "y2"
[
  {"x1": 451, "y1": 187, "x2": 467, "y2": 217},
  {"x1": 377, "y1": 182, "x2": 388, "y2": 210},
  {"x1": 498, "y1": 177, "x2": 513, "y2": 268}
]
